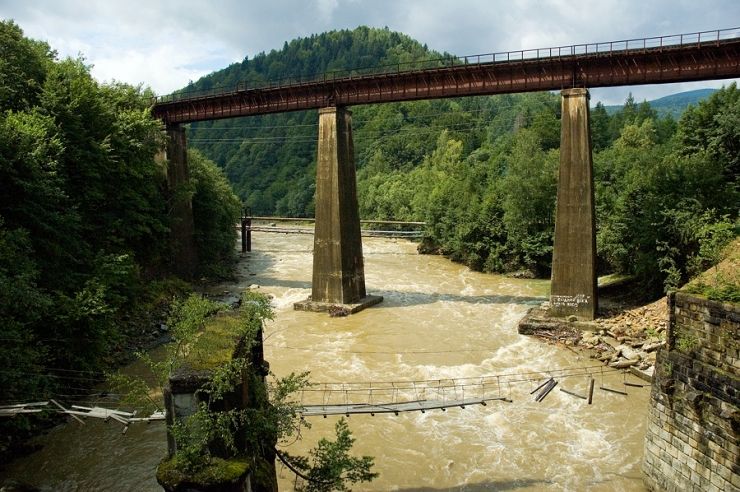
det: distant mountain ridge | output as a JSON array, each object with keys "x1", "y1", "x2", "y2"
[{"x1": 604, "y1": 88, "x2": 717, "y2": 118}]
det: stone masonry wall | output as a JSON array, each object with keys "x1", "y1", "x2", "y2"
[{"x1": 642, "y1": 292, "x2": 739, "y2": 492}]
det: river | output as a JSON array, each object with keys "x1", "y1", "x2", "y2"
[{"x1": 0, "y1": 232, "x2": 649, "y2": 491}]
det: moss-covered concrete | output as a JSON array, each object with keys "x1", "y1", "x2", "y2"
[
  {"x1": 156, "y1": 456, "x2": 250, "y2": 492},
  {"x1": 186, "y1": 312, "x2": 245, "y2": 371},
  {"x1": 167, "y1": 312, "x2": 246, "y2": 393},
  {"x1": 161, "y1": 304, "x2": 278, "y2": 491}
]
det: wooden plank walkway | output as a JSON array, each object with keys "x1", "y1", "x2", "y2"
[{"x1": 299, "y1": 396, "x2": 511, "y2": 417}]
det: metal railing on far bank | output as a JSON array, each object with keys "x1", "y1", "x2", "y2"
[{"x1": 238, "y1": 215, "x2": 426, "y2": 252}]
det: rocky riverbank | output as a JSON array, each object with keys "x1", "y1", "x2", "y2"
[{"x1": 520, "y1": 295, "x2": 668, "y2": 381}]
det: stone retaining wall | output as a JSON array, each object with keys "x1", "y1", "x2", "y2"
[{"x1": 642, "y1": 292, "x2": 739, "y2": 491}]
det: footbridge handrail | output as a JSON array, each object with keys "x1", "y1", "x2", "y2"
[{"x1": 247, "y1": 216, "x2": 426, "y2": 226}]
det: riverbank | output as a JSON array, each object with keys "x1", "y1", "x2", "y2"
[
  {"x1": 520, "y1": 285, "x2": 668, "y2": 381},
  {"x1": 523, "y1": 239, "x2": 740, "y2": 379}
]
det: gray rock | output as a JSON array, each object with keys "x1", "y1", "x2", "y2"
[
  {"x1": 610, "y1": 358, "x2": 638, "y2": 369},
  {"x1": 616, "y1": 344, "x2": 640, "y2": 361},
  {"x1": 643, "y1": 341, "x2": 665, "y2": 352},
  {"x1": 581, "y1": 332, "x2": 601, "y2": 345}
]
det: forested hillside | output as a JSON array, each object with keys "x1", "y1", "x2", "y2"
[
  {"x1": 604, "y1": 88, "x2": 717, "y2": 118},
  {"x1": 0, "y1": 20, "x2": 240, "y2": 454},
  {"x1": 186, "y1": 26, "x2": 738, "y2": 296},
  {"x1": 186, "y1": 26, "x2": 446, "y2": 217}
]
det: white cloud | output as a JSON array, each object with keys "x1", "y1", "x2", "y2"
[{"x1": 316, "y1": 0, "x2": 340, "y2": 23}]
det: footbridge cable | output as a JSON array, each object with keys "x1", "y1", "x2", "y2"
[{"x1": 0, "y1": 365, "x2": 641, "y2": 424}]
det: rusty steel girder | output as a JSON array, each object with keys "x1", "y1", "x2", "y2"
[{"x1": 152, "y1": 38, "x2": 740, "y2": 124}]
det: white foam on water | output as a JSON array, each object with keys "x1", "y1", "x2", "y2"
[
  {"x1": 566, "y1": 427, "x2": 613, "y2": 459},
  {"x1": 269, "y1": 287, "x2": 310, "y2": 309}
]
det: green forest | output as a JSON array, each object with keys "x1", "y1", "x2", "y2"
[
  {"x1": 0, "y1": 20, "x2": 240, "y2": 454},
  {"x1": 186, "y1": 26, "x2": 739, "y2": 294}
]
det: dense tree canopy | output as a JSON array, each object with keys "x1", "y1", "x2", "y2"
[{"x1": 0, "y1": 20, "x2": 241, "y2": 454}]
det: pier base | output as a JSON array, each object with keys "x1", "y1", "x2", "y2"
[{"x1": 294, "y1": 295, "x2": 383, "y2": 315}]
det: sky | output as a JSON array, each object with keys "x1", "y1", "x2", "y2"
[{"x1": 1, "y1": 0, "x2": 739, "y2": 105}]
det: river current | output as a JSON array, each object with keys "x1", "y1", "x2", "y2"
[{"x1": 1, "y1": 232, "x2": 649, "y2": 491}]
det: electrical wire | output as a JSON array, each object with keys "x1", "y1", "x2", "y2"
[
  {"x1": 265, "y1": 343, "x2": 505, "y2": 354},
  {"x1": 183, "y1": 101, "x2": 546, "y2": 134}
]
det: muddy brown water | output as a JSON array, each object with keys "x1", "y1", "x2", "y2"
[{"x1": 0, "y1": 233, "x2": 649, "y2": 491}]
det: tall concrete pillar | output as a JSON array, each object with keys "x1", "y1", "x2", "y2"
[
  {"x1": 165, "y1": 124, "x2": 197, "y2": 278},
  {"x1": 294, "y1": 107, "x2": 382, "y2": 314},
  {"x1": 549, "y1": 88, "x2": 597, "y2": 320}
]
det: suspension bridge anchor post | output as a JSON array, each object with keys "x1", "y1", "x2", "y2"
[
  {"x1": 240, "y1": 206, "x2": 252, "y2": 253},
  {"x1": 241, "y1": 217, "x2": 247, "y2": 253},
  {"x1": 246, "y1": 216, "x2": 252, "y2": 252},
  {"x1": 295, "y1": 106, "x2": 382, "y2": 315}
]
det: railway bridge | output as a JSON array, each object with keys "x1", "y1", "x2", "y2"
[{"x1": 152, "y1": 28, "x2": 740, "y2": 318}]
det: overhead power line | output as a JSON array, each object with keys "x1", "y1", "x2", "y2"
[{"x1": 184, "y1": 101, "x2": 545, "y2": 133}]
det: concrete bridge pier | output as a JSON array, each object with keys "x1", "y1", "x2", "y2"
[
  {"x1": 549, "y1": 88, "x2": 597, "y2": 320},
  {"x1": 295, "y1": 107, "x2": 382, "y2": 314},
  {"x1": 164, "y1": 124, "x2": 198, "y2": 278}
]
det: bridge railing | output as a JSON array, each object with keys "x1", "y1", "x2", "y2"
[
  {"x1": 153, "y1": 27, "x2": 740, "y2": 105},
  {"x1": 237, "y1": 216, "x2": 426, "y2": 251}
]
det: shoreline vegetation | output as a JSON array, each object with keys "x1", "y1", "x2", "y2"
[{"x1": 0, "y1": 20, "x2": 241, "y2": 463}]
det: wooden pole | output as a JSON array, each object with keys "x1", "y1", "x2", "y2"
[
  {"x1": 536, "y1": 379, "x2": 558, "y2": 402},
  {"x1": 241, "y1": 217, "x2": 247, "y2": 253},
  {"x1": 600, "y1": 386, "x2": 628, "y2": 396},
  {"x1": 560, "y1": 388, "x2": 587, "y2": 399},
  {"x1": 530, "y1": 378, "x2": 553, "y2": 395},
  {"x1": 246, "y1": 217, "x2": 252, "y2": 252},
  {"x1": 587, "y1": 378, "x2": 595, "y2": 404}
]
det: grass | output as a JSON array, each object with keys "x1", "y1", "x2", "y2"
[
  {"x1": 186, "y1": 312, "x2": 245, "y2": 371},
  {"x1": 682, "y1": 238, "x2": 740, "y2": 303}
]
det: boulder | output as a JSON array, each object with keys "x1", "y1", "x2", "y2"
[
  {"x1": 643, "y1": 341, "x2": 665, "y2": 352},
  {"x1": 616, "y1": 344, "x2": 640, "y2": 361},
  {"x1": 581, "y1": 332, "x2": 601, "y2": 346},
  {"x1": 610, "y1": 358, "x2": 639, "y2": 369}
]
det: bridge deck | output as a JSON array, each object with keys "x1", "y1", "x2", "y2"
[
  {"x1": 299, "y1": 397, "x2": 511, "y2": 417},
  {"x1": 152, "y1": 28, "x2": 740, "y2": 124}
]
